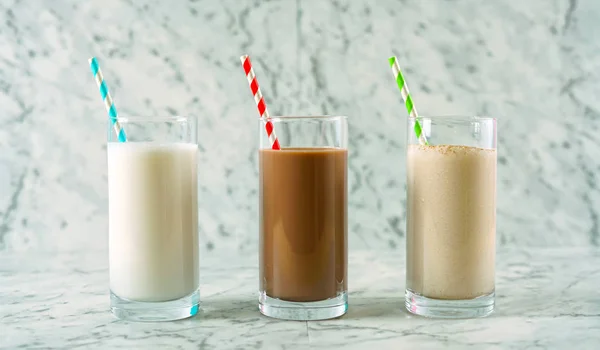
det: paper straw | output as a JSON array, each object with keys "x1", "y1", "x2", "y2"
[
  {"x1": 240, "y1": 55, "x2": 281, "y2": 150},
  {"x1": 89, "y1": 57, "x2": 126, "y2": 142},
  {"x1": 388, "y1": 56, "x2": 428, "y2": 145}
]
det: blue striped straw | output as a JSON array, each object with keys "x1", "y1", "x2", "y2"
[{"x1": 89, "y1": 57, "x2": 126, "y2": 142}]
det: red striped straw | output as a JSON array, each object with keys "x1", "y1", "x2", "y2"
[{"x1": 240, "y1": 55, "x2": 281, "y2": 150}]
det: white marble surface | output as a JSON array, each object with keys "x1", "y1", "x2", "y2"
[
  {"x1": 0, "y1": 0, "x2": 599, "y2": 253},
  {"x1": 1, "y1": 247, "x2": 599, "y2": 349}
]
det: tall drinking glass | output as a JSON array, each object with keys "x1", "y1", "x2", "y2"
[
  {"x1": 405, "y1": 116, "x2": 497, "y2": 318},
  {"x1": 259, "y1": 116, "x2": 348, "y2": 320},
  {"x1": 107, "y1": 116, "x2": 199, "y2": 321}
]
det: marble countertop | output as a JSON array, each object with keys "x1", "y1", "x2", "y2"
[{"x1": 2, "y1": 248, "x2": 599, "y2": 349}]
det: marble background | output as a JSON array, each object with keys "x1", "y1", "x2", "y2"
[{"x1": 0, "y1": 0, "x2": 598, "y2": 253}]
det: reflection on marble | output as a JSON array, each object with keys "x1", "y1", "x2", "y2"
[
  {"x1": 1, "y1": 248, "x2": 599, "y2": 349},
  {"x1": 0, "y1": 0, "x2": 599, "y2": 252}
]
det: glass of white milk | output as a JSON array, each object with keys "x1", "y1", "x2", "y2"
[{"x1": 107, "y1": 116, "x2": 199, "y2": 321}]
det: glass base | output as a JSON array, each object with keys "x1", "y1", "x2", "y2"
[
  {"x1": 405, "y1": 289, "x2": 494, "y2": 319},
  {"x1": 259, "y1": 291, "x2": 348, "y2": 321},
  {"x1": 110, "y1": 288, "x2": 200, "y2": 322}
]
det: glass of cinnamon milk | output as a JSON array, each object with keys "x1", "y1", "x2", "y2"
[
  {"x1": 405, "y1": 116, "x2": 497, "y2": 318},
  {"x1": 107, "y1": 116, "x2": 199, "y2": 321},
  {"x1": 259, "y1": 116, "x2": 348, "y2": 320}
]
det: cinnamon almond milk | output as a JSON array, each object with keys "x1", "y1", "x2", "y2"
[{"x1": 406, "y1": 144, "x2": 496, "y2": 300}]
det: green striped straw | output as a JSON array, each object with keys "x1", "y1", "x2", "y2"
[{"x1": 388, "y1": 56, "x2": 428, "y2": 145}]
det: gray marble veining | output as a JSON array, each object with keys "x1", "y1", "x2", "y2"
[
  {"x1": 0, "y1": 0, "x2": 599, "y2": 253},
  {"x1": 1, "y1": 247, "x2": 599, "y2": 349}
]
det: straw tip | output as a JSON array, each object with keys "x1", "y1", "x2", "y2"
[
  {"x1": 388, "y1": 56, "x2": 397, "y2": 66},
  {"x1": 240, "y1": 55, "x2": 248, "y2": 62},
  {"x1": 88, "y1": 57, "x2": 100, "y2": 74}
]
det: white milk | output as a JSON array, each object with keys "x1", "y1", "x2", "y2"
[{"x1": 108, "y1": 143, "x2": 199, "y2": 302}]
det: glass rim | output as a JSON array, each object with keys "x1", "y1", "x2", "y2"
[
  {"x1": 112, "y1": 115, "x2": 196, "y2": 123},
  {"x1": 408, "y1": 115, "x2": 496, "y2": 122},
  {"x1": 265, "y1": 115, "x2": 347, "y2": 122}
]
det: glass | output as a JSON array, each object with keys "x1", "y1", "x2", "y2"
[
  {"x1": 107, "y1": 116, "x2": 199, "y2": 321},
  {"x1": 405, "y1": 116, "x2": 497, "y2": 318},
  {"x1": 258, "y1": 116, "x2": 349, "y2": 320}
]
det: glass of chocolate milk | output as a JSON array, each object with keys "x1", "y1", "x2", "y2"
[
  {"x1": 258, "y1": 115, "x2": 348, "y2": 320},
  {"x1": 405, "y1": 116, "x2": 497, "y2": 318}
]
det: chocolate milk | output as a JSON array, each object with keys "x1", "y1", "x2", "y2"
[
  {"x1": 407, "y1": 145, "x2": 496, "y2": 300},
  {"x1": 259, "y1": 148, "x2": 347, "y2": 302}
]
